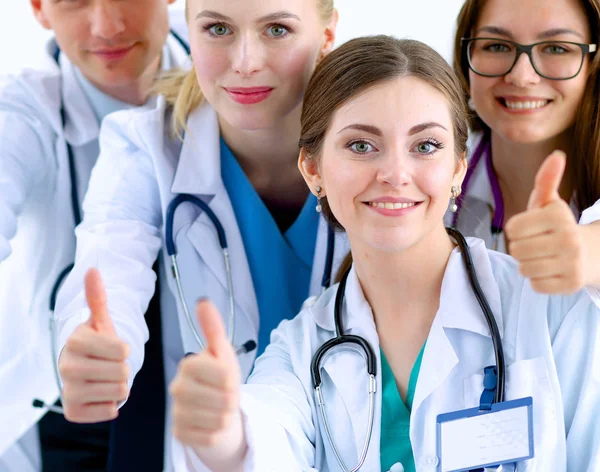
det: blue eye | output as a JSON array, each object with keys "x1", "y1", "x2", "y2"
[
  {"x1": 349, "y1": 141, "x2": 375, "y2": 154},
  {"x1": 208, "y1": 24, "x2": 232, "y2": 36},
  {"x1": 266, "y1": 25, "x2": 289, "y2": 38}
]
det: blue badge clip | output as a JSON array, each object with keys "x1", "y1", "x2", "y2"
[{"x1": 478, "y1": 365, "x2": 498, "y2": 411}]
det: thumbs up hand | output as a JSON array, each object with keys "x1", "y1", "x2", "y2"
[
  {"x1": 59, "y1": 268, "x2": 131, "y2": 422},
  {"x1": 505, "y1": 151, "x2": 587, "y2": 294},
  {"x1": 170, "y1": 300, "x2": 246, "y2": 466}
]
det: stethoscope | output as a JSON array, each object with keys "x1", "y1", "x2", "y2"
[
  {"x1": 452, "y1": 134, "x2": 505, "y2": 251},
  {"x1": 165, "y1": 194, "x2": 336, "y2": 354},
  {"x1": 311, "y1": 227, "x2": 506, "y2": 472},
  {"x1": 33, "y1": 30, "x2": 191, "y2": 416}
]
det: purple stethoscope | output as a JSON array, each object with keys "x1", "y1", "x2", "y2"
[{"x1": 452, "y1": 134, "x2": 505, "y2": 251}]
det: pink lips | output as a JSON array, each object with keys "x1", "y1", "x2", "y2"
[
  {"x1": 92, "y1": 45, "x2": 135, "y2": 61},
  {"x1": 225, "y1": 87, "x2": 274, "y2": 105}
]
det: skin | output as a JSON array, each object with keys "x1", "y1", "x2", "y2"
[
  {"x1": 58, "y1": 0, "x2": 337, "y2": 425},
  {"x1": 467, "y1": 0, "x2": 600, "y2": 292},
  {"x1": 30, "y1": 0, "x2": 176, "y2": 104}
]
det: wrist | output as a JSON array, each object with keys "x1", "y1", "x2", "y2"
[
  {"x1": 579, "y1": 222, "x2": 600, "y2": 287},
  {"x1": 192, "y1": 408, "x2": 247, "y2": 472}
]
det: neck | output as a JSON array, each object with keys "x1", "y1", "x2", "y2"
[
  {"x1": 352, "y1": 224, "x2": 455, "y2": 331},
  {"x1": 490, "y1": 130, "x2": 573, "y2": 216},
  {"x1": 85, "y1": 54, "x2": 162, "y2": 106},
  {"x1": 219, "y1": 104, "x2": 302, "y2": 176},
  {"x1": 218, "y1": 104, "x2": 307, "y2": 201}
]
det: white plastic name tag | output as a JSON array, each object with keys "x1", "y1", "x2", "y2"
[{"x1": 436, "y1": 397, "x2": 534, "y2": 472}]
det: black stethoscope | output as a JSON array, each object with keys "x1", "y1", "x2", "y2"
[
  {"x1": 165, "y1": 195, "x2": 336, "y2": 353},
  {"x1": 33, "y1": 30, "x2": 191, "y2": 416},
  {"x1": 310, "y1": 227, "x2": 506, "y2": 472}
]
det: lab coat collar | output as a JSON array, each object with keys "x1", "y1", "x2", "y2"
[
  {"x1": 311, "y1": 236, "x2": 504, "y2": 339},
  {"x1": 170, "y1": 102, "x2": 222, "y2": 196}
]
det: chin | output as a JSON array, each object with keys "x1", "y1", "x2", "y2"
[{"x1": 497, "y1": 125, "x2": 561, "y2": 145}]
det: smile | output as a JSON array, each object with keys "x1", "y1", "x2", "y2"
[
  {"x1": 499, "y1": 98, "x2": 551, "y2": 110},
  {"x1": 368, "y1": 201, "x2": 417, "y2": 209}
]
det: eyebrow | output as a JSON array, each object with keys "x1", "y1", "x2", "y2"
[
  {"x1": 408, "y1": 122, "x2": 448, "y2": 135},
  {"x1": 195, "y1": 10, "x2": 301, "y2": 23},
  {"x1": 337, "y1": 122, "x2": 448, "y2": 136},
  {"x1": 475, "y1": 25, "x2": 585, "y2": 40},
  {"x1": 337, "y1": 124, "x2": 382, "y2": 136}
]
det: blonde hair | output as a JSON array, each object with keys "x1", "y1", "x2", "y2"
[{"x1": 155, "y1": 0, "x2": 335, "y2": 139}]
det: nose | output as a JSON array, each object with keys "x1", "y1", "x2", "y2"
[
  {"x1": 504, "y1": 52, "x2": 541, "y2": 87},
  {"x1": 376, "y1": 149, "x2": 412, "y2": 187},
  {"x1": 230, "y1": 34, "x2": 265, "y2": 78},
  {"x1": 89, "y1": 3, "x2": 125, "y2": 40}
]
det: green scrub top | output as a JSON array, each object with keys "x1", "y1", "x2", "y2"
[{"x1": 380, "y1": 344, "x2": 425, "y2": 472}]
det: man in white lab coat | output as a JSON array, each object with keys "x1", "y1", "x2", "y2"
[{"x1": 0, "y1": 1, "x2": 189, "y2": 470}]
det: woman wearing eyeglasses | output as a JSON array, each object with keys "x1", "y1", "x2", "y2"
[{"x1": 451, "y1": 0, "x2": 600, "y2": 299}]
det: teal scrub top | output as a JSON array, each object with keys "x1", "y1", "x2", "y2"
[
  {"x1": 220, "y1": 138, "x2": 319, "y2": 356},
  {"x1": 380, "y1": 344, "x2": 425, "y2": 472}
]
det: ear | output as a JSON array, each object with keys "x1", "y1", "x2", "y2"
[
  {"x1": 298, "y1": 148, "x2": 324, "y2": 196},
  {"x1": 453, "y1": 152, "x2": 468, "y2": 190},
  {"x1": 319, "y1": 9, "x2": 338, "y2": 59},
  {"x1": 30, "y1": 0, "x2": 52, "y2": 30}
]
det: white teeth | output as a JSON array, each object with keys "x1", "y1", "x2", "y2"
[
  {"x1": 504, "y1": 100, "x2": 549, "y2": 110},
  {"x1": 369, "y1": 201, "x2": 416, "y2": 209}
]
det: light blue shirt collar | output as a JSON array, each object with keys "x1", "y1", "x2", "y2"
[{"x1": 74, "y1": 42, "x2": 173, "y2": 124}]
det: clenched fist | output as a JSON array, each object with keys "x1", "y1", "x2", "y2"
[
  {"x1": 59, "y1": 268, "x2": 130, "y2": 422},
  {"x1": 506, "y1": 151, "x2": 587, "y2": 294},
  {"x1": 170, "y1": 299, "x2": 246, "y2": 470}
]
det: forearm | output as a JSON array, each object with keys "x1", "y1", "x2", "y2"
[{"x1": 581, "y1": 221, "x2": 600, "y2": 287}]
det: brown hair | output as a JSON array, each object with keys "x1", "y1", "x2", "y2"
[
  {"x1": 154, "y1": 0, "x2": 336, "y2": 139},
  {"x1": 453, "y1": 0, "x2": 600, "y2": 212},
  {"x1": 299, "y1": 35, "x2": 470, "y2": 280}
]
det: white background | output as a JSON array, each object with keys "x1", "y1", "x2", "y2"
[{"x1": 0, "y1": 0, "x2": 465, "y2": 74}]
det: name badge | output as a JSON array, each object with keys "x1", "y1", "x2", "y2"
[{"x1": 436, "y1": 397, "x2": 534, "y2": 472}]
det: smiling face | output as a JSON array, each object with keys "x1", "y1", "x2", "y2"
[
  {"x1": 301, "y1": 76, "x2": 466, "y2": 255},
  {"x1": 468, "y1": 0, "x2": 593, "y2": 144},
  {"x1": 31, "y1": 0, "x2": 174, "y2": 95},
  {"x1": 187, "y1": 0, "x2": 336, "y2": 131}
]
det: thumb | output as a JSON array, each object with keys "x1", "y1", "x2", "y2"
[
  {"x1": 527, "y1": 150, "x2": 567, "y2": 210},
  {"x1": 196, "y1": 298, "x2": 233, "y2": 361},
  {"x1": 85, "y1": 268, "x2": 116, "y2": 335}
]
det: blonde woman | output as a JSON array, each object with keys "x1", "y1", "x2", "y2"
[{"x1": 53, "y1": 0, "x2": 342, "y2": 469}]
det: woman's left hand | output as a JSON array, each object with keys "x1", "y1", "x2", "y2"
[{"x1": 505, "y1": 151, "x2": 588, "y2": 294}]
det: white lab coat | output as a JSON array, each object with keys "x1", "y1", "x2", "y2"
[
  {"x1": 173, "y1": 238, "x2": 600, "y2": 472},
  {"x1": 53, "y1": 98, "x2": 349, "y2": 469},
  {"x1": 0, "y1": 28, "x2": 190, "y2": 471}
]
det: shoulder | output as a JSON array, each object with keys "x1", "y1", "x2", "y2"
[
  {"x1": 99, "y1": 96, "x2": 171, "y2": 150},
  {"x1": 0, "y1": 57, "x2": 62, "y2": 132}
]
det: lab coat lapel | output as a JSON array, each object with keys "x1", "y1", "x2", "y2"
[
  {"x1": 170, "y1": 103, "x2": 259, "y2": 341},
  {"x1": 320, "y1": 269, "x2": 382, "y2": 470},
  {"x1": 410, "y1": 238, "x2": 504, "y2": 459}
]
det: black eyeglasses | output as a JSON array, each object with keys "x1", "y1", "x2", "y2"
[{"x1": 462, "y1": 37, "x2": 597, "y2": 80}]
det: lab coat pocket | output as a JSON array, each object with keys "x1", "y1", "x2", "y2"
[{"x1": 464, "y1": 357, "x2": 557, "y2": 471}]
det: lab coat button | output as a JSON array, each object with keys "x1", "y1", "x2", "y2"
[
  {"x1": 389, "y1": 462, "x2": 404, "y2": 472},
  {"x1": 419, "y1": 455, "x2": 439, "y2": 470}
]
